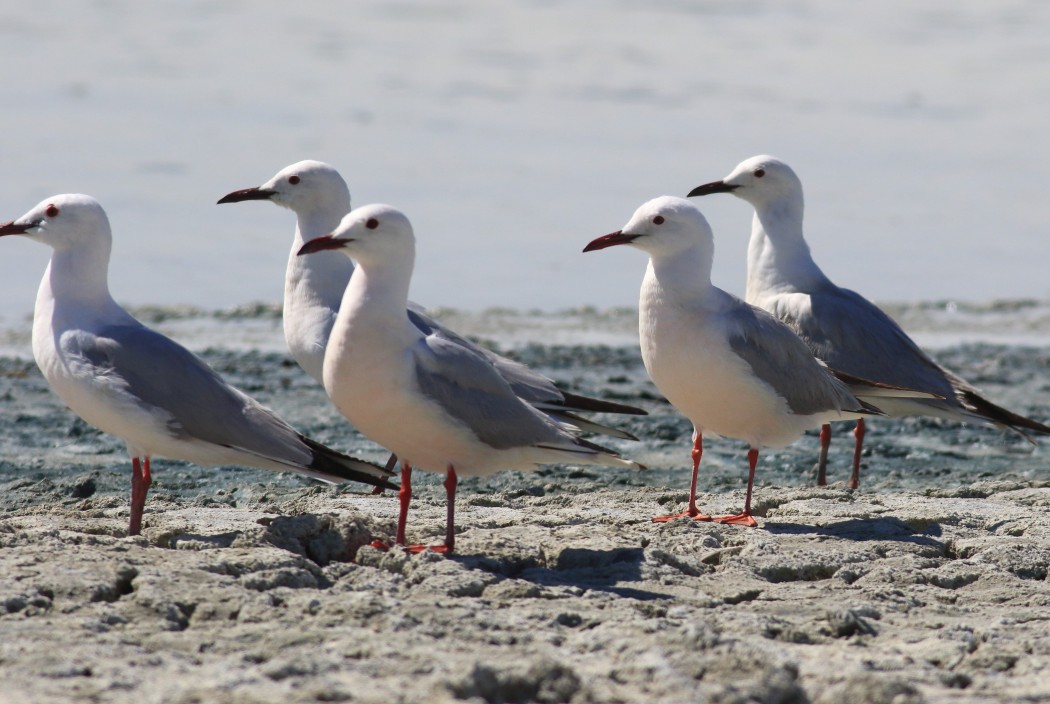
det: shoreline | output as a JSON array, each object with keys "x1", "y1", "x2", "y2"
[{"x1": 5, "y1": 298, "x2": 1050, "y2": 360}]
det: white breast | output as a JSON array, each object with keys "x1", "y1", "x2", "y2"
[
  {"x1": 323, "y1": 314, "x2": 521, "y2": 477},
  {"x1": 639, "y1": 274, "x2": 811, "y2": 448}
]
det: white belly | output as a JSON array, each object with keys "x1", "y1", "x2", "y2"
[
  {"x1": 323, "y1": 324, "x2": 537, "y2": 477},
  {"x1": 34, "y1": 325, "x2": 176, "y2": 459},
  {"x1": 640, "y1": 291, "x2": 813, "y2": 448}
]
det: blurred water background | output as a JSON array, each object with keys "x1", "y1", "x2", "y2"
[{"x1": 2, "y1": 0, "x2": 1050, "y2": 335}]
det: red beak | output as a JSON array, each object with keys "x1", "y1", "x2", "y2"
[
  {"x1": 583, "y1": 230, "x2": 642, "y2": 252},
  {"x1": 0, "y1": 220, "x2": 32, "y2": 237}
]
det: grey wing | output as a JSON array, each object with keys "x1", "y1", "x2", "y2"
[
  {"x1": 76, "y1": 324, "x2": 310, "y2": 461},
  {"x1": 722, "y1": 302, "x2": 863, "y2": 416},
  {"x1": 407, "y1": 307, "x2": 564, "y2": 405},
  {"x1": 772, "y1": 286, "x2": 961, "y2": 401},
  {"x1": 411, "y1": 332, "x2": 567, "y2": 450}
]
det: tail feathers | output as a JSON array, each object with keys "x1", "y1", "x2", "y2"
[
  {"x1": 833, "y1": 368, "x2": 1050, "y2": 441},
  {"x1": 546, "y1": 410, "x2": 640, "y2": 441},
  {"x1": 299, "y1": 435, "x2": 399, "y2": 491},
  {"x1": 550, "y1": 391, "x2": 648, "y2": 416},
  {"x1": 959, "y1": 389, "x2": 1050, "y2": 439}
]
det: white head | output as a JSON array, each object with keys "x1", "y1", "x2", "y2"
[
  {"x1": 584, "y1": 196, "x2": 715, "y2": 263},
  {"x1": 0, "y1": 194, "x2": 112, "y2": 252},
  {"x1": 218, "y1": 159, "x2": 351, "y2": 215},
  {"x1": 688, "y1": 155, "x2": 803, "y2": 208},
  {"x1": 297, "y1": 204, "x2": 414, "y2": 269}
]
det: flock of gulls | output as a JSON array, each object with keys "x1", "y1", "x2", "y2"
[{"x1": 2, "y1": 155, "x2": 1046, "y2": 553}]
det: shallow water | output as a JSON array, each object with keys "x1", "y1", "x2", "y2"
[
  {"x1": 2, "y1": 0, "x2": 1050, "y2": 328},
  {"x1": 1, "y1": 303, "x2": 1047, "y2": 513}
]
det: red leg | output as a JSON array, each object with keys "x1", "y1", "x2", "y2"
[
  {"x1": 849, "y1": 418, "x2": 865, "y2": 490},
  {"x1": 128, "y1": 456, "x2": 152, "y2": 536},
  {"x1": 405, "y1": 465, "x2": 457, "y2": 555},
  {"x1": 653, "y1": 431, "x2": 711, "y2": 522},
  {"x1": 369, "y1": 461, "x2": 412, "y2": 552},
  {"x1": 817, "y1": 424, "x2": 831, "y2": 486},
  {"x1": 714, "y1": 448, "x2": 759, "y2": 527},
  {"x1": 441, "y1": 466, "x2": 458, "y2": 553},
  {"x1": 396, "y1": 462, "x2": 412, "y2": 545}
]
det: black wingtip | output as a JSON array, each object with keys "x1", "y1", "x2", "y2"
[
  {"x1": 300, "y1": 435, "x2": 399, "y2": 491},
  {"x1": 569, "y1": 436, "x2": 648, "y2": 470},
  {"x1": 547, "y1": 410, "x2": 640, "y2": 441},
  {"x1": 858, "y1": 400, "x2": 887, "y2": 417},
  {"x1": 557, "y1": 391, "x2": 648, "y2": 416},
  {"x1": 960, "y1": 389, "x2": 1050, "y2": 437},
  {"x1": 831, "y1": 369, "x2": 946, "y2": 400}
]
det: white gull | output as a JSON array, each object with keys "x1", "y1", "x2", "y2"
[
  {"x1": 0, "y1": 195, "x2": 396, "y2": 535},
  {"x1": 218, "y1": 160, "x2": 646, "y2": 439},
  {"x1": 688, "y1": 155, "x2": 1050, "y2": 488},
  {"x1": 299, "y1": 203, "x2": 644, "y2": 553},
  {"x1": 584, "y1": 196, "x2": 920, "y2": 526}
]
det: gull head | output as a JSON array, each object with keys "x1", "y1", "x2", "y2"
[
  {"x1": 297, "y1": 204, "x2": 413, "y2": 266},
  {"x1": 688, "y1": 155, "x2": 802, "y2": 207},
  {"x1": 584, "y1": 196, "x2": 713, "y2": 259},
  {"x1": 218, "y1": 160, "x2": 350, "y2": 215},
  {"x1": 0, "y1": 194, "x2": 111, "y2": 251}
]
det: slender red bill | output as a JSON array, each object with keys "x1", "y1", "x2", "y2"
[
  {"x1": 0, "y1": 220, "x2": 32, "y2": 237},
  {"x1": 583, "y1": 230, "x2": 641, "y2": 252}
]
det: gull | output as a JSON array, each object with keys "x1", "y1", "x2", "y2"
[
  {"x1": 583, "y1": 196, "x2": 923, "y2": 527},
  {"x1": 217, "y1": 160, "x2": 645, "y2": 439},
  {"x1": 299, "y1": 203, "x2": 644, "y2": 553},
  {"x1": 688, "y1": 155, "x2": 1050, "y2": 488},
  {"x1": 0, "y1": 195, "x2": 397, "y2": 536}
]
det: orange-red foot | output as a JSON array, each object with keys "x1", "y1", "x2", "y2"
[
  {"x1": 713, "y1": 513, "x2": 758, "y2": 527},
  {"x1": 404, "y1": 543, "x2": 452, "y2": 555},
  {"x1": 369, "y1": 539, "x2": 392, "y2": 551},
  {"x1": 651, "y1": 510, "x2": 712, "y2": 523}
]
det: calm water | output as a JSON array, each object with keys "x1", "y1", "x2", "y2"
[{"x1": 2, "y1": 0, "x2": 1049, "y2": 328}]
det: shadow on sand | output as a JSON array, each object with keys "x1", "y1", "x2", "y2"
[{"x1": 456, "y1": 546, "x2": 671, "y2": 601}]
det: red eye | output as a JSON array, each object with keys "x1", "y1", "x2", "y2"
[
  {"x1": 754, "y1": 168, "x2": 766, "y2": 178},
  {"x1": 45, "y1": 204, "x2": 60, "y2": 218},
  {"x1": 653, "y1": 215, "x2": 665, "y2": 225},
  {"x1": 288, "y1": 175, "x2": 301, "y2": 185},
  {"x1": 366, "y1": 218, "x2": 379, "y2": 229}
]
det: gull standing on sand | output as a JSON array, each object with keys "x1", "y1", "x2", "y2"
[
  {"x1": 583, "y1": 196, "x2": 919, "y2": 527},
  {"x1": 0, "y1": 195, "x2": 396, "y2": 536},
  {"x1": 688, "y1": 155, "x2": 1050, "y2": 488},
  {"x1": 299, "y1": 204, "x2": 644, "y2": 553},
  {"x1": 217, "y1": 160, "x2": 645, "y2": 439}
]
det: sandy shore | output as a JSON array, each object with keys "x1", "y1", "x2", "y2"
[
  {"x1": 1, "y1": 479, "x2": 1048, "y2": 703},
  {"x1": 2, "y1": 339, "x2": 1049, "y2": 703}
]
